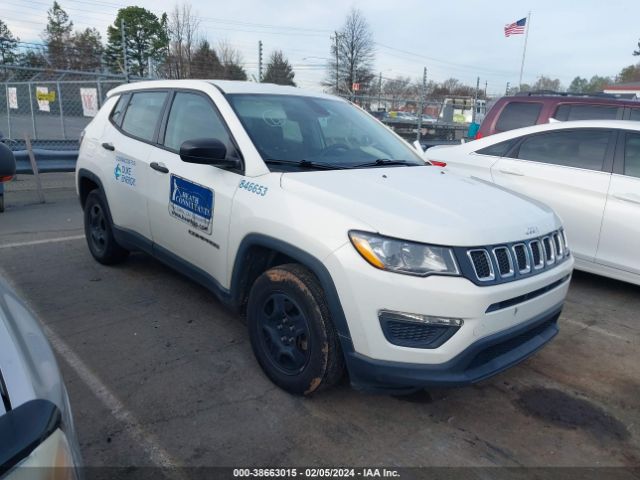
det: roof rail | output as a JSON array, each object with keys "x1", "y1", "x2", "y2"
[{"x1": 514, "y1": 90, "x2": 621, "y2": 99}]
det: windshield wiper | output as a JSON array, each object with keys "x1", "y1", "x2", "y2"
[
  {"x1": 350, "y1": 159, "x2": 421, "y2": 168},
  {"x1": 264, "y1": 159, "x2": 344, "y2": 170}
]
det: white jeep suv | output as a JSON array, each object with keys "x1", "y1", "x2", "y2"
[{"x1": 76, "y1": 80, "x2": 574, "y2": 395}]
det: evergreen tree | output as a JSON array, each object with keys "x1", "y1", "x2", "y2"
[
  {"x1": 189, "y1": 40, "x2": 222, "y2": 78},
  {"x1": 0, "y1": 20, "x2": 19, "y2": 64},
  {"x1": 70, "y1": 28, "x2": 103, "y2": 71},
  {"x1": 262, "y1": 50, "x2": 296, "y2": 86},
  {"x1": 105, "y1": 7, "x2": 167, "y2": 77},
  {"x1": 44, "y1": 1, "x2": 73, "y2": 68}
]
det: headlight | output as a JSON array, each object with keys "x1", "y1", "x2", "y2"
[{"x1": 349, "y1": 230, "x2": 460, "y2": 277}]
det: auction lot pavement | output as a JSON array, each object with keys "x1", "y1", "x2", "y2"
[{"x1": 1, "y1": 174, "x2": 639, "y2": 475}]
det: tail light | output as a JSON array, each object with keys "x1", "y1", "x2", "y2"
[
  {"x1": 0, "y1": 175, "x2": 13, "y2": 183},
  {"x1": 475, "y1": 132, "x2": 483, "y2": 140},
  {"x1": 428, "y1": 160, "x2": 447, "y2": 167}
]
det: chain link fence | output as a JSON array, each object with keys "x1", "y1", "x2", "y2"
[
  {"x1": 0, "y1": 66, "x2": 131, "y2": 148},
  {"x1": 344, "y1": 93, "x2": 485, "y2": 144}
]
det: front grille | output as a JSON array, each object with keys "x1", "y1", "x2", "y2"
[
  {"x1": 461, "y1": 229, "x2": 569, "y2": 285},
  {"x1": 468, "y1": 249, "x2": 494, "y2": 280},
  {"x1": 493, "y1": 247, "x2": 513, "y2": 277},
  {"x1": 512, "y1": 244, "x2": 530, "y2": 273}
]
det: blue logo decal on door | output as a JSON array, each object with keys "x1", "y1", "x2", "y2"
[{"x1": 169, "y1": 174, "x2": 214, "y2": 234}]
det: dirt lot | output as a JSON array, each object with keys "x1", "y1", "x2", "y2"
[{"x1": 1, "y1": 174, "x2": 638, "y2": 477}]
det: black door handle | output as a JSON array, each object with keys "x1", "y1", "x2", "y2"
[
  {"x1": 150, "y1": 162, "x2": 169, "y2": 174},
  {"x1": 101, "y1": 142, "x2": 115, "y2": 151}
]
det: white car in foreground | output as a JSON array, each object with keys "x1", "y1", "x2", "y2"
[
  {"x1": 426, "y1": 120, "x2": 640, "y2": 286},
  {"x1": 76, "y1": 80, "x2": 573, "y2": 395}
]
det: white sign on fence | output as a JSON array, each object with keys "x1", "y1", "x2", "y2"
[
  {"x1": 80, "y1": 88, "x2": 99, "y2": 117},
  {"x1": 7, "y1": 87, "x2": 18, "y2": 109},
  {"x1": 36, "y1": 86, "x2": 50, "y2": 112}
]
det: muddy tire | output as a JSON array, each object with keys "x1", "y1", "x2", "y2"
[
  {"x1": 83, "y1": 190, "x2": 129, "y2": 265},
  {"x1": 247, "y1": 263, "x2": 345, "y2": 395}
]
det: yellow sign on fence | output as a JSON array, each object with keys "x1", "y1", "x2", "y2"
[{"x1": 36, "y1": 91, "x2": 56, "y2": 102}]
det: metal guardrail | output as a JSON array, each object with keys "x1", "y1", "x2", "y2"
[
  {"x1": 0, "y1": 141, "x2": 79, "y2": 212},
  {"x1": 14, "y1": 149, "x2": 78, "y2": 174}
]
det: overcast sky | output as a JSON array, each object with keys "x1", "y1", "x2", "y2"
[{"x1": 3, "y1": 0, "x2": 639, "y2": 94}]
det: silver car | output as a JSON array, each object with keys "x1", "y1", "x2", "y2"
[{"x1": 0, "y1": 276, "x2": 82, "y2": 478}]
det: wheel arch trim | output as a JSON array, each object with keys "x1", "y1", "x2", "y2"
[{"x1": 230, "y1": 234, "x2": 354, "y2": 350}]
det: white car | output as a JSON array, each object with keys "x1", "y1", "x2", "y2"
[
  {"x1": 76, "y1": 80, "x2": 573, "y2": 395},
  {"x1": 426, "y1": 120, "x2": 640, "y2": 286},
  {"x1": 0, "y1": 276, "x2": 82, "y2": 478}
]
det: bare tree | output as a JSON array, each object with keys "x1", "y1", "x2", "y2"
[
  {"x1": 382, "y1": 76, "x2": 411, "y2": 109},
  {"x1": 217, "y1": 40, "x2": 247, "y2": 80},
  {"x1": 164, "y1": 2, "x2": 200, "y2": 78},
  {"x1": 325, "y1": 8, "x2": 375, "y2": 95}
]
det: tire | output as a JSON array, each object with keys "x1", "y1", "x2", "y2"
[
  {"x1": 247, "y1": 263, "x2": 345, "y2": 395},
  {"x1": 83, "y1": 190, "x2": 129, "y2": 265}
]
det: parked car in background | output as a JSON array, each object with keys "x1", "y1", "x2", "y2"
[
  {"x1": 0, "y1": 277, "x2": 82, "y2": 478},
  {"x1": 0, "y1": 143, "x2": 16, "y2": 213},
  {"x1": 476, "y1": 92, "x2": 640, "y2": 139},
  {"x1": 426, "y1": 120, "x2": 640, "y2": 286}
]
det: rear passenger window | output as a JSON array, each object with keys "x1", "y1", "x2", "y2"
[
  {"x1": 121, "y1": 92, "x2": 166, "y2": 142},
  {"x1": 624, "y1": 133, "x2": 640, "y2": 178},
  {"x1": 516, "y1": 129, "x2": 610, "y2": 171},
  {"x1": 495, "y1": 102, "x2": 542, "y2": 132},
  {"x1": 476, "y1": 139, "x2": 516, "y2": 157},
  {"x1": 554, "y1": 104, "x2": 619, "y2": 121},
  {"x1": 109, "y1": 94, "x2": 129, "y2": 127},
  {"x1": 163, "y1": 92, "x2": 235, "y2": 156},
  {"x1": 630, "y1": 109, "x2": 640, "y2": 121}
]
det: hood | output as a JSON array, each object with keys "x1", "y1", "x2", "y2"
[{"x1": 281, "y1": 166, "x2": 560, "y2": 247}]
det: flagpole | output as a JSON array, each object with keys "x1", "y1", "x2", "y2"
[{"x1": 518, "y1": 11, "x2": 531, "y2": 89}]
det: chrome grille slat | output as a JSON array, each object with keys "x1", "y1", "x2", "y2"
[
  {"x1": 512, "y1": 243, "x2": 531, "y2": 274},
  {"x1": 542, "y1": 236, "x2": 555, "y2": 265},
  {"x1": 467, "y1": 249, "x2": 495, "y2": 281},
  {"x1": 552, "y1": 232, "x2": 564, "y2": 258},
  {"x1": 529, "y1": 240, "x2": 544, "y2": 270},
  {"x1": 492, "y1": 247, "x2": 514, "y2": 278}
]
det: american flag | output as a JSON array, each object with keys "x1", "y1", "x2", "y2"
[{"x1": 504, "y1": 17, "x2": 527, "y2": 37}]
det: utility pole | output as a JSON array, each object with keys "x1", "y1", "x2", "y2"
[
  {"x1": 377, "y1": 72, "x2": 382, "y2": 110},
  {"x1": 121, "y1": 18, "x2": 129, "y2": 82},
  {"x1": 505, "y1": 81, "x2": 510, "y2": 96},
  {"x1": 416, "y1": 66, "x2": 427, "y2": 143},
  {"x1": 472, "y1": 76, "x2": 480, "y2": 124},
  {"x1": 333, "y1": 31, "x2": 340, "y2": 94},
  {"x1": 484, "y1": 80, "x2": 488, "y2": 99},
  {"x1": 258, "y1": 40, "x2": 263, "y2": 82}
]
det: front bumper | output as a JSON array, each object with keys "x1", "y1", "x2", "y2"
[
  {"x1": 325, "y1": 242, "x2": 574, "y2": 391},
  {"x1": 346, "y1": 302, "x2": 561, "y2": 393}
]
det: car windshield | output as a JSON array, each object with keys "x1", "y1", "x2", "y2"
[{"x1": 226, "y1": 94, "x2": 425, "y2": 171}]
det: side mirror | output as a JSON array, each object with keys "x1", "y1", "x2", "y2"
[
  {"x1": 0, "y1": 143, "x2": 16, "y2": 182},
  {"x1": 179, "y1": 138, "x2": 240, "y2": 169},
  {"x1": 0, "y1": 399, "x2": 63, "y2": 473}
]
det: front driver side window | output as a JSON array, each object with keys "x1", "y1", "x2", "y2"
[{"x1": 164, "y1": 92, "x2": 235, "y2": 157}]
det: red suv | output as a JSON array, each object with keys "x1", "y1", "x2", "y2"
[{"x1": 477, "y1": 92, "x2": 640, "y2": 139}]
